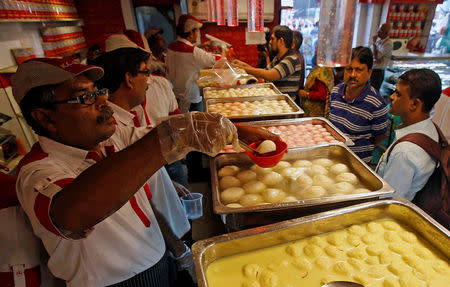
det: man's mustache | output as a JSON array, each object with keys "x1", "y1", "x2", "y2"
[{"x1": 97, "y1": 106, "x2": 114, "y2": 124}]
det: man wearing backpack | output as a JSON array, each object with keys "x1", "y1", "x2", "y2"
[{"x1": 376, "y1": 69, "x2": 449, "y2": 228}]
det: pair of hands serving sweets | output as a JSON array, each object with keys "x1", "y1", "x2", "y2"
[{"x1": 156, "y1": 112, "x2": 281, "y2": 164}]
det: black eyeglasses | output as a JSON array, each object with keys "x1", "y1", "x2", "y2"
[
  {"x1": 49, "y1": 88, "x2": 109, "y2": 105},
  {"x1": 137, "y1": 69, "x2": 151, "y2": 77}
]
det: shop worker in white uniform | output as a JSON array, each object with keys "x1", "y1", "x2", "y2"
[
  {"x1": 167, "y1": 14, "x2": 222, "y2": 112},
  {"x1": 12, "y1": 58, "x2": 273, "y2": 286},
  {"x1": 122, "y1": 30, "x2": 190, "y2": 189},
  {"x1": 86, "y1": 33, "x2": 191, "y2": 249}
]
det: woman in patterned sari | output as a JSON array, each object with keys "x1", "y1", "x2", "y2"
[{"x1": 298, "y1": 65, "x2": 335, "y2": 118}]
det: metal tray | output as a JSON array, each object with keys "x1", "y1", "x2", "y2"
[
  {"x1": 192, "y1": 198, "x2": 450, "y2": 287},
  {"x1": 241, "y1": 117, "x2": 354, "y2": 146},
  {"x1": 210, "y1": 144, "x2": 394, "y2": 230},
  {"x1": 205, "y1": 95, "x2": 304, "y2": 122},
  {"x1": 203, "y1": 83, "x2": 282, "y2": 99}
]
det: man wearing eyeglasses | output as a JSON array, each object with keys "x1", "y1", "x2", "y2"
[{"x1": 11, "y1": 58, "x2": 265, "y2": 286}]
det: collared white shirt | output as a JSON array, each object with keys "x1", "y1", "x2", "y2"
[
  {"x1": 131, "y1": 74, "x2": 180, "y2": 127},
  {"x1": 167, "y1": 37, "x2": 221, "y2": 103},
  {"x1": 376, "y1": 118, "x2": 438, "y2": 200},
  {"x1": 16, "y1": 135, "x2": 165, "y2": 287},
  {"x1": 373, "y1": 37, "x2": 393, "y2": 70},
  {"x1": 109, "y1": 102, "x2": 190, "y2": 238}
]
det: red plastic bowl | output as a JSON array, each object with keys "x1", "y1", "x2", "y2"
[{"x1": 244, "y1": 140, "x2": 288, "y2": 168}]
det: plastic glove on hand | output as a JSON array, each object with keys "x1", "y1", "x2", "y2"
[
  {"x1": 172, "y1": 244, "x2": 196, "y2": 282},
  {"x1": 158, "y1": 112, "x2": 238, "y2": 164},
  {"x1": 235, "y1": 123, "x2": 281, "y2": 145}
]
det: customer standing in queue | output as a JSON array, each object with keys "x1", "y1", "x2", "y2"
[
  {"x1": 329, "y1": 46, "x2": 388, "y2": 164},
  {"x1": 12, "y1": 58, "x2": 273, "y2": 286},
  {"x1": 376, "y1": 69, "x2": 442, "y2": 201},
  {"x1": 292, "y1": 30, "x2": 305, "y2": 91},
  {"x1": 232, "y1": 25, "x2": 302, "y2": 102},
  {"x1": 167, "y1": 14, "x2": 222, "y2": 112},
  {"x1": 370, "y1": 23, "x2": 393, "y2": 92}
]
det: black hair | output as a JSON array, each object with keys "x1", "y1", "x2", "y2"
[
  {"x1": 292, "y1": 31, "x2": 303, "y2": 50},
  {"x1": 19, "y1": 85, "x2": 57, "y2": 136},
  {"x1": 398, "y1": 69, "x2": 442, "y2": 113},
  {"x1": 273, "y1": 25, "x2": 293, "y2": 49},
  {"x1": 351, "y1": 46, "x2": 373, "y2": 70},
  {"x1": 88, "y1": 48, "x2": 150, "y2": 93},
  {"x1": 147, "y1": 30, "x2": 164, "y2": 47},
  {"x1": 176, "y1": 25, "x2": 193, "y2": 39}
]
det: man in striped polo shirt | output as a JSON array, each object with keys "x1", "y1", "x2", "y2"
[
  {"x1": 232, "y1": 25, "x2": 302, "y2": 101},
  {"x1": 329, "y1": 46, "x2": 388, "y2": 163}
]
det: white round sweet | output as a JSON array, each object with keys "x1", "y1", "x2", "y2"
[
  {"x1": 308, "y1": 164, "x2": 329, "y2": 176},
  {"x1": 330, "y1": 182, "x2": 354, "y2": 195},
  {"x1": 329, "y1": 163, "x2": 349, "y2": 174},
  {"x1": 218, "y1": 165, "x2": 240, "y2": 177},
  {"x1": 262, "y1": 188, "x2": 286, "y2": 203},
  {"x1": 236, "y1": 170, "x2": 257, "y2": 183},
  {"x1": 297, "y1": 186, "x2": 327, "y2": 199},
  {"x1": 282, "y1": 196, "x2": 298, "y2": 203},
  {"x1": 312, "y1": 174, "x2": 335, "y2": 189},
  {"x1": 272, "y1": 161, "x2": 291, "y2": 171},
  {"x1": 219, "y1": 176, "x2": 241, "y2": 190},
  {"x1": 250, "y1": 164, "x2": 272, "y2": 174},
  {"x1": 243, "y1": 180, "x2": 266, "y2": 194},
  {"x1": 239, "y1": 194, "x2": 264, "y2": 206},
  {"x1": 293, "y1": 160, "x2": 313, "y2": 168},
  {"x1": 226, "y1": 203, "x2": 243, "y2": 208},
  {"x1": 260, "y1": 171, "x2": 284, "y2": 186},
  {"x1": 257, "y1": 140, "x2": 277, "y2": 154},
  {"x1": 312, "y1": 158, "x2": 334, "y2": 167},
  {"x1": 220, "y1": 187, "x2": 245, "y2": 204},
  {"x1": 295, "y1": 174, "x2": 313, "y2": 189},
  {"x1": 336, "y1": 172, "x2": 358, "y2": 184}
]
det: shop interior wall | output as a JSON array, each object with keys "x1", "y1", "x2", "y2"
[
  {"x1": 0, "y1": 23, "x2": 44, "y2": 69},
  {"x1": 75, "y1": 0, "x2": 127, "y2": 47}
]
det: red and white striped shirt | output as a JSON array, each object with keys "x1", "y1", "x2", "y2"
[
  {"x1": 131, "y1": 74, "x2": 180, "y2": 127},
  {"x1": 109, "y1": 102, "x2": 190, "y2": 239},
  {"x1": 16, "y1": 132, "x2": 165, "y2": 286},
  {"x1": 167, "y1": 37, "x2": 221, "y2": 104}
]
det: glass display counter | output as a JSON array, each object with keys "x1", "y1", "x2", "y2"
[{"x1": 381, "y1": 53, "x2": 450, "y2": 98}]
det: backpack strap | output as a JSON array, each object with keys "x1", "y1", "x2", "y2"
[
  {"x1": 385, "y1": 122, "x2": 450, "y2": 214},
  {"x1": 386, "y1": 133, "x2": 442, "y2": 163}
]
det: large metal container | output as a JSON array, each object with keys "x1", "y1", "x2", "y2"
[
  {"x1": 203, "y1": 83, "x2": 281, "y2": 99},
  {"x1": 241, "y1": 117, "x2": 354, "y2": 146},
  {"x1": 192, "y1": 198, "x2": 450, "y2": 287},
  {"x1": 205, "y1": 95, "x2": 304, "y2": 122},
  {"x1": 210, "y1": 144, "x2": 394, "y2": 231}
]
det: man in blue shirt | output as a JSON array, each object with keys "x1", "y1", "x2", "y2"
[
  {"x1": 329, "y1": 46, "x2": 388, "y2": 163},
  {"x1": 376, "y1": 69, "x2": 441, "y2": 200}
]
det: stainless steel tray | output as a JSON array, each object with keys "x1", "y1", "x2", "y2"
[
  {"x1": 241, "y1": 117, "x2": 354, "y2": 146},
  {"x1": 203, "y1": 83, "x2": 282, "y2": 99},
  {"x1": 205, "y1": 95, "x2": 304, "y2": 122},
  {"x1": 210, "y1": 144, "x2": 394, "y2": 230},
  {"x1": 192, "y1": 198, "x2": 450, "y2": 287}
]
